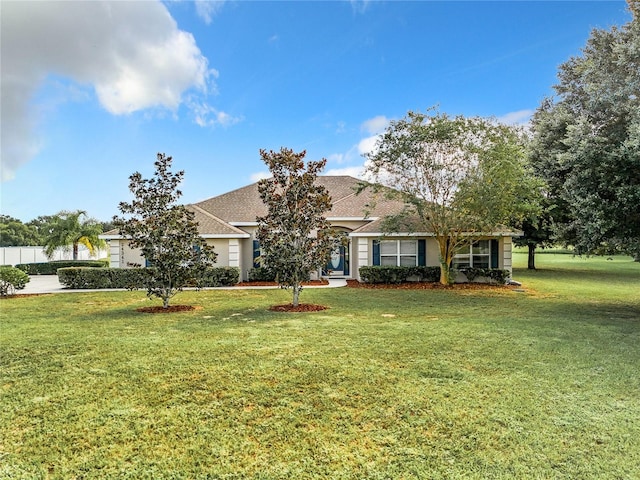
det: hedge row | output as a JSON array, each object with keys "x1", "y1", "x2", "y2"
[
  {"x1": 359, "y1": 266, "x2": 441, "y2": 284},
  {"x1": 359, "y1": 266, "x2": 510, "y2": 285},
  {"x1": 16, "y1": 260, "x2": 108, "y2": 275},
  {"x1": 459, "y1": 267, "x2": 510, "y2": 285},
  {"x1": 57, "y1": 267, "x2": 239, "y2": 289}
]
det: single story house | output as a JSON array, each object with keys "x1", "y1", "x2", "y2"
[{"x1": 101, "y1": 176, "x2": 520, "y2": 282}]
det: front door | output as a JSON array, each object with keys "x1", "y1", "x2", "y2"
[{"x1": 325, "y1": 245, "x2": 349, "y2": 276}]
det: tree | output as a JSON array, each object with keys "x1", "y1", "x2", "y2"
[
  {"x1": 113, "y1": 153, "x2": 217, "y2": 309},
  {"x1": 0, "y1": 215, "x2": 41, "y2": 246},
  {"x1": 42, "y1": 210, "x2": 106, "y2": 260},
  {"x1": 256, "y1": 148, "x2": 342, "y2": 307},
  {"x1": 364, "y1": 109, "x2": 542, "y2": 284},
  {"x1": 529, "y1": 0, "x2": 640, "y2": 259},
  {"x1": 26, "y1": 215, "x2": 59, "y2": 245},
  {"x1": 512, "y1": 204, "x2": 555, "y2": 270}
]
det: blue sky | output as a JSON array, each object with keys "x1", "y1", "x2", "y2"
[{"x1": 1, "y1": 0, "x2": 632, "y2": 222}]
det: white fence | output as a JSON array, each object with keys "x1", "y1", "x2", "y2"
[{"x1": 0, "y1": 246, "x2": 108, "y2": 266}]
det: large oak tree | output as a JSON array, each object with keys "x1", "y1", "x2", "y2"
[
  {"x1": 529, "y1": 0, "x2": 640, "y2": 259},
  {"x1": 364, "y1": 109, "x2": 541, "y2": 284}
]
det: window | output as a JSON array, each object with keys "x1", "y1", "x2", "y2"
[
  {"x1": 380, "y1": 240, "x2": 418, "y2": 267},
  {"x1": 453, "y1": 240, "x2": 492, "y2": 268}
]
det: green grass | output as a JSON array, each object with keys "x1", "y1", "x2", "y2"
[{"x1": 1, "y1": 254, "x2": 639, "y2": 479}]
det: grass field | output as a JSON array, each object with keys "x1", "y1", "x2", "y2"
[{"x1": 1, "y1": 252, "x2": 639, "y2": 479}]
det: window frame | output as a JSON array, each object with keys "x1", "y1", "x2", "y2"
[
  {"x1": 379, "y1": 239, "x2": 418, "y2": 267},
  {"x1": 452, "y1": 240, "x2": 491, "y2": 269}
]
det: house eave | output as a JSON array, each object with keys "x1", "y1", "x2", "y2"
[
  {"x1": 327, "y1": 217, "x2": 377, "y2": 222},
  {"x1": 349, "y1": 230, "x2": 523, "y2": 238},
  {"x1": 201, "y1": 233, "x2": 251, "y2": 239}
]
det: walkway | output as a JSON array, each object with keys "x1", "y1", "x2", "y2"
[{"x1": 16, "y1": 275, "x2": 347, "y2": 295}]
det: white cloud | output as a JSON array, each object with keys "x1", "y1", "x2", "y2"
[
  {"x1": 250, "y1": 171, "x2": 271, "y2": 183},
  {"x1": 189, "y1": 100, "x2": 243, "y2": 128},
  {"x1": 361, "y1": 115, "x2": 389, "y2": 135},
  {"x1": 195, "y1": 0, "x2": 226, "y2": 25},
  {"x1": 497, "y1": 109, "x2": 535, "y2": 126},
  {"x1": 324, "y1": 166, "x2": 365, "y2": 178},
  {"x1": 1, "y1": 0, "x2": 216, "y2": 181},
  {"x1": 358, "y1": 135, "x2": 379, "y2": 156},
  {"x1": 324, "y1": 114, "x2": 389, "y2": 181}
]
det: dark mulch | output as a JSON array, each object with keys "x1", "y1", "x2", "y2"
[
  {"x1": 269, "y1": 303, "x2": 328, "y2": 312},
  {"x1": 136, "y1": 305, "x2": 201, "y2": 314},
  {"x1": 237, "y1": 279, "x2": 329, "y2": 287},
  {"x1": 346, "y1": 279, "x2": 509, "y2": 290}
]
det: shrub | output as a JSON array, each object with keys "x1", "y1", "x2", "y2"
[
  {"x1": 57, "y1": 267, "x2": 240, "y2": 289},
  {"x1": 459, "y1": 267, "x2": 510, "y2": 285},
  {"x1": 247, "y1": 267, "x2": 278, "y2": 282},
  {"x1": 359, "y1": 266, "x2": 509, "y2": 284},
  {"x1": 15, "y1": 260, "x2": 108, "y2": 275},
  {"x1": 359, "y1": 266, "x2": 440, "y2": 284},
  {"x1": 197, "y1": 267, "x2": 240, "y2": 287},
  {"x1": 0, "y1": 266, "x2": 30, "y2": 296}
]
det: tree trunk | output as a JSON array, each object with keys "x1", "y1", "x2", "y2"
[
  {"x1": 439, "y1": 262, "x2": 451, "y2": 285},
  {"x1": 73, "y1": 242, "x2": 79, "y2": 261},
  {"x1": 437, "y1": 236, "x2": 454, "y2": 285},
  {"x1": 527, "y1": 244, "x2": 536, "y2": 270},
  {"x1": 292, "y1": 285, "x2": 301, "y2": 307}
]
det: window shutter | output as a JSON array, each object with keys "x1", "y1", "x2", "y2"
[
  {"x1": 418, "y1": 239, "x2": 426, "y2": 266},
  {"x1": 253, "y1": 240, "x2": 261, "y2": 268},
  {"x1": 491, "y1": 239, "x2": 499, "y2": 268},
  {"x1": 373, "y1": 240, "x2": 380, "y2": 266}
]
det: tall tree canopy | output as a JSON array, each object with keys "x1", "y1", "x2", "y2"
[
  {"x1": 42, "y1": 210, "x2": 106, "y2": 260},
  {"x1": 0, "y1": 215, "x2": 41, "y2": 247},
  {"x1": 365, "y1": 109, "x2": 541, "y2": 284},
  {"x1": 114, "y1": 153, "x2": 217, "y2": 308},
  {"x1": 256, "y1": 148, "x2": 341, "y2": 307},
  {"x1": 529, "y1": 0, "x2": 640, "y2": 259}
]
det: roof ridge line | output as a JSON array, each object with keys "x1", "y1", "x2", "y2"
[{"x1": 188, "y1": 204, "x2": 248, "y2": 235}]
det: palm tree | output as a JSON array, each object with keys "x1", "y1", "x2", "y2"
[{"x1": 43, "y1": 210, "x2": 106, "y2": 260}]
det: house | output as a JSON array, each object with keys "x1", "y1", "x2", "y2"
[{"x1": 101, "y1": 176, "x2": 519, "y2": 281}]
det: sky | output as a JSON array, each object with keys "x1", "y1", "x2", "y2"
[{"x1": 0, "y1": 0, "x2": 632, "y2": 223}]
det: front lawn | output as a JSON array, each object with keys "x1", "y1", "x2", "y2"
[{"x1": 1, "y1": 253, "x2": 639, "y2": 479}]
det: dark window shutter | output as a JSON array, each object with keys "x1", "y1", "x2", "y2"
[
  {"x1": 418, "y1": 239, "x2": 426, "y2": 266},
  {"x1": 491, "y1": 239, "x2": 499, "y2": 268},
  {"x1": 253, "y1": 240, "x2": 261, "y2": 268},
  {"x1": 373, "y1": 240, "x2": 380, "y2": 266}
]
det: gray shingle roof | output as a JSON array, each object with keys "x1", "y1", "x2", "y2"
[{"x1": 193, "y1": 176, "x2": 405, "y2": 226}]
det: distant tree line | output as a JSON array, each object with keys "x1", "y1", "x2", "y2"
[{"x1": 0, "y1": 212, "x2": 111, "y2": 260}]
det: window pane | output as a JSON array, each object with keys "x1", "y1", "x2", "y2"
[
  {"x1": 452, "y1": 256, "x2": 470, "y2": 268},
  {"x1": 400, "y1": 240, "x2": 417, "y2": 254},
  {"x1": 380, "y1": 241, "x2": 397, "y2": 255},
  {"x1": 381, "y1": 256, "x2": 397, "y2": 266},
  {"x1": 473, "y1": 240, "x2": 490, "y2": 255},
  {"x1": 400, "y1": 255, "x2": 417, "y2": 267},
  {"x1": 473, "y1": 256, "x2": 489, "y2": 268}
]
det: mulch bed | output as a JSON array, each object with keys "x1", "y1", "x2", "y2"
[
  {"x1": 136, "y1": 305, "x2": 202, "y2": 314},
  {"x1": 269, "y1": 303, "x2": 328, "y2": 312},
  {"x1": 345, "y1": 279, "x2": 510, "y2": 290},
  {"x1": 237, "y1": 279, "x2": 329, "y2": 287}
]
